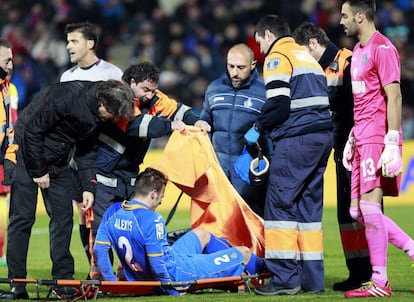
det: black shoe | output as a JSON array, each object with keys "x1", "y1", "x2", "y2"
[
  {"x1": 254, "y1": 282, "x2": 301, "y2": 296},
  {"x1": 49, "y1": 286, "x2": 79, "y2": 299},
  {"x1": 0, "y1": 286, "x2": 29, "y2": 300},
  {"x1": 333, "y1": 278, "x2": 365, "y2": 291}
]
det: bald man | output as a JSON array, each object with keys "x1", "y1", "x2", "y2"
[{"x1": 195, "y1": 43, "x2": 270, "y2": 217}]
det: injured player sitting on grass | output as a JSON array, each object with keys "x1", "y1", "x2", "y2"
[{"x1": 93, "y1": 167, "x2": 265, "y2": 296}]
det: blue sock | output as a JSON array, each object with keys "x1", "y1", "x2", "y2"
[
  {"x1": 204, "y1": 234, "x2": 231, "y2": 253},
  {"x1": 244, "y1": 253, "x2": 264, "y2": 274}
]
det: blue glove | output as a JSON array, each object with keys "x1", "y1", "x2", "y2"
[
  {"x1": 233, "y1": 147, "x2": 253, "y2": 184},
  {"x1": 244, "y1": 125, "x2": 260, "y2": 145}
]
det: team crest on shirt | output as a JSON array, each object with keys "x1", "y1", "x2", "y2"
[
  {"x1": 266, "y1": 58, "x2": 280, "y2": 70},
  {"x1": 244, "y1": 98, "x2": 252, "y2": 107},
  {"x1": 362, "y1": 54, "x2": 368, "y2": 66},
  {"x1": 155, "y1": 223, "x2": 164, "y2": 240}
]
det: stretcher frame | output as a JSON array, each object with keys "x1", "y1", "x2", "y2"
[{"x1": 0, "y1": 273, "x2": 269, "y2": 300}]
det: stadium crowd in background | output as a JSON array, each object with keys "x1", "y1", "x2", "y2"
[
  {"x1": 0, "y1": 0, "x2": 413, "y2": 139},
  {"x1": 0, "y1": 0, "x2": 414, "y2": 299}
]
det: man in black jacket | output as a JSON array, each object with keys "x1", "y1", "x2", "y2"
[{"x1": 0, "y1": 80, "x2": 134, "y2": 300}]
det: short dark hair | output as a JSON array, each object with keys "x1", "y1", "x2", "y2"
[
  {"x1": 122, "y1": 62, "x2": 160, "y2": 85},
  {"x1": 342, "y1": 0, "x2": 376, "y2": 22},
  {"x1": 65, "y1": 22, "x2": 99, "y2": 51},
  {"x1": 0, "y1": 39, "x2": 11, "y2": 49},
  {"x1": 255, "y1": 14, "x2": 291, "y2": 40},
  {"x1": 134, "y1": 167, "x2": 168, "y2": 196},
  {"x1": 292, "y1": 22, "x2": 330, "y2": 47},
  {"x1": 96, "y1": 80, "x2": 134, "y2": 120}
]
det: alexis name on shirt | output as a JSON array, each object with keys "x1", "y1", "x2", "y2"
[{"x1": 114, "y1": 218, "x2": 133, "y2": 232}]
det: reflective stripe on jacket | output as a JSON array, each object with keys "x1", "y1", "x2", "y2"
[
  {"x1": 0, "y1": 79, "x2": 18, "y2": 164},
  {"x1": 259, "y1": 36, "x2": 333, "y2": 140},
  {"x1": 96, "y1": 89, "x2": 199, "y2": 197}
]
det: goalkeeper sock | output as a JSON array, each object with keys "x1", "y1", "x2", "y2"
[
  {"x1": 204, "y1": 234, "x2": 231, "y2": 253},
  {"x1": 244, "y1": 253, "x2": 265, "y2": 274},
  {"x1": 383, "y1": 215, "x2": 414, "y2": 260},
  {"x1": 360, "y1": 200, "x2": 388, "y2": 284}
]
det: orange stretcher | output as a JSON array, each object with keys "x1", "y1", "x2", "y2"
[{"x1": 0, "y1": 273, "x2": 269, "y2": 300}]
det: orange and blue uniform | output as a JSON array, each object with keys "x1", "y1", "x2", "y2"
[
  {"x1": 0, "y1": 79, "x2": 17, "y2": 166},
  {"x1": 257, "y1": 37, "x2": 333, "y2": 292},
  {"x1": 94, "y1": 90, "x2": 198, "y2": 204},
  {"x1": 0, "y1": 79, "x2": 18, "y2": 262}
]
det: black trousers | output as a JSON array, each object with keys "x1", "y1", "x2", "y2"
[{"x1": 7, "y1": 151, "x2": 76, "y2": 280}]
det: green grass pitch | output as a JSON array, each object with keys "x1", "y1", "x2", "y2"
[{"x1": 1, "y1": 205, "x2": 414, "y2": 301}]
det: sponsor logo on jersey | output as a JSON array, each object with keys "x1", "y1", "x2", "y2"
[
  {"x1": 351, "y1": 81, "x2": 366, "y2": 94},
  {"x1": 156, "y1": 222, "x2": 164, "y2": 240}
]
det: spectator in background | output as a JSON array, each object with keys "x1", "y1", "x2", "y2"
[
  {"x1": 130, "y1": 21, "x2": 163, "y2": 67},
  {"x1": 10, "y1": 47, "x2": 41, "y2": 114},
  {"x1": 3, "y1": 0, "x2": 414, "y2": 141},
  {"x1": 196, "y1": 43, "x2": 269, "y2": 218},
  {"x1": 5, "y1": 21, "x2": 41, "y2": 113},
  {"x1": 31, "y1": 23, "x2": 68, "y2": 87},
  {"x1": 95, "y1": 0, "x2": 125, "y2": 53},
  {"x1": 59, "y1": 21, "x2": 123, "y2": 273},
  {"x1": 383, "y1": 5, "x2": 409, "y2": 50},
  {"x1": 293, "y1": 22, "x2": 372, "y2": 291},
  {"x1": 195, "y1": 41, "x2": 224, "y2": 81}
]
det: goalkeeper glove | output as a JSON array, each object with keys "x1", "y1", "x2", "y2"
[
  {"x1": 244, "y1": 124, "x2": 260, "y2": 145},
  {"x1": 342, "y1": 129, "x2": 355, "y2": 171},
  {"x1": 377, "y1": 130, "x2": 403, "y2": 177}
]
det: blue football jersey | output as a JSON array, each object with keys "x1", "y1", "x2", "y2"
[{"x1": 95, "y1": 200, "x2": 246, "y2": 283}]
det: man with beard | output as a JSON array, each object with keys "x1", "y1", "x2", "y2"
[
  {"x1": 340, "y1": 0, "x2": 414, "y2": 298},
  {"x1": 195, "y1": 43, "x2": 270, "y2": 217}
]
